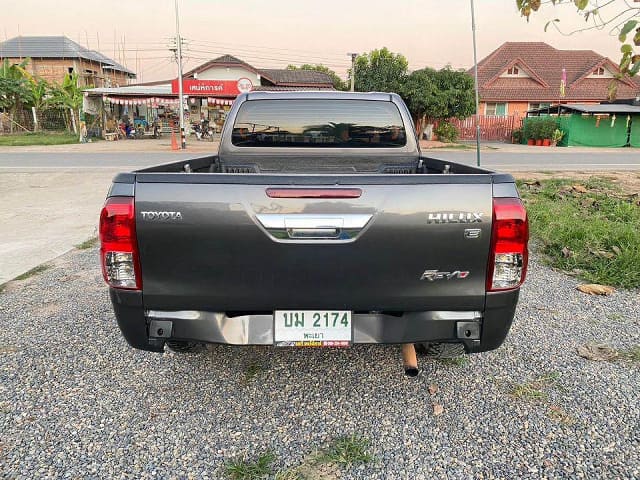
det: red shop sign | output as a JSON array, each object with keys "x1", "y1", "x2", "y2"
[{"x1": 171, "y1": 78, "x2": 253, "y2": 96}]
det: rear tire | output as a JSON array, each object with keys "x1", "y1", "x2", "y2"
[
  {"x1": 166, "y1": 341, "x2": 206, "y2": 353},
  {"x1": 415, "y1": 342, "x2": 466, "y2": 358}
]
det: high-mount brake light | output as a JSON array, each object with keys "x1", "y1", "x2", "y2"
[
  {"x1": 99, "y1": 197, "x2": 142, "y2": 290},
  {"x1": 266, "y1": 188, "x2": 362, "y2": 199},
  {"x1": 487, "y1": 197, "x2": 529, "y2": 292}
]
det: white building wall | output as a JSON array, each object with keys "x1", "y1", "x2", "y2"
[{"x1": 196, "y1": 66, "x2": 260, "y2": 84}]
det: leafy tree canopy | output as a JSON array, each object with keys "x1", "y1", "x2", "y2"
[
  {"x1": 516, "y1": 0, "x2": 640, "y2": 79},
  {"x1": 286, "y1": 64, "x2": 347, "y2": 91},
  {"x1": 354, "y1": 47, "x2": 409, "y2": 93},
  {"x1": 400, "y1": 67, "x2": 475, "y2": 121}
]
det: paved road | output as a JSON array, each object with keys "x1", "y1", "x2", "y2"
[{"x1": 0, "y1": 149, "x2": 638, "y2": 171}]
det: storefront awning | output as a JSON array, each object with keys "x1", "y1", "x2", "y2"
[{"x1": 104, "y1": 96, "x2": 180, "y2": 106}]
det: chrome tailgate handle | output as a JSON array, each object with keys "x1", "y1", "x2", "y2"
[{"x1": 287, "y1": 227, "x2": 340, "y2": 239}]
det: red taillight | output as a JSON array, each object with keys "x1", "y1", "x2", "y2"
[
  {"x1": 487, "y1": 197, "x2": 529, "y2": 292},
  {"x1": 99, "y1": 196, "x2": 141, "y2": 290},
  {"x1": 266, "y1": 188, "x2": 362, "y2": 199}
]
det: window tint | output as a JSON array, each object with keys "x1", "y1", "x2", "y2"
[{"x1": 232, "y1": 99, "x2": 407, "y2": 147}]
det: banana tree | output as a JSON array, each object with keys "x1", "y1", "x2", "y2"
[
  {"x1": 0, "y1": 59, "x2": 33, "y2": 133},
  {"x1": 48, "y1": 72, "x2": 83, "y2": 132}
]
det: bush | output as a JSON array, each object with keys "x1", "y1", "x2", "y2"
[
  {"x1": 523, "y1": 117, "x2": 558, "y2": 140},
  {"x1": 434, "y1": 121, "x2": 458, "y2": 143},
  {"x1": 511, "y1": 128, "x2": 524, "y2": 144}
]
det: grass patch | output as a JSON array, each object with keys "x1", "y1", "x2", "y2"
[
  {"x1": 319, "y1": 435, "x2": 373, "y2": 467},
  {"x1": 0, "y1": 132, "x2": 78, "y2": 146},
  {"x1": 510, "y1": 372, "x2": 560, "y2": 401},
  {"x1": 75, "y1": 237, "x2": 98, "y2": 250},
  {"x1": 243, "y1": 359, "x2": 268, "y2": 384},
  {"x1": 621, "y1": 346, "x2": 640, "y2": 362},
  {"x1": 225, "y1": 452, "x2": 275, "y2": 480},
  {"x1": 518, "y1": 178, "x2": 640, "y2": 289},
  {"x1": 14, "y1": 264, "x2": 50, "y2": 281},
  {"x1": 438, "y1": 356, "x2": 469, "y2": 367}
]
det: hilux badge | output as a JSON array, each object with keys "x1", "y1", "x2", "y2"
[{"x1": 427, "y1": 212, "x2": 483, "y2": 224}]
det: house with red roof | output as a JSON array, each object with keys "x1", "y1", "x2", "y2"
[{"x1": 472, "y1": 42, "x2": 640, "y2": 117}]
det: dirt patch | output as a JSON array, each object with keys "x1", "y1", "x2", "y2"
[{"x1": 513, "y1": 171, "x2": 640, "y2": 196}]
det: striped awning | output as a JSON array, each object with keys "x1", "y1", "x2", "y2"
[
  {"x1": 207, "y1": 97, "x2": 234, "y2": 106},
  {"x1": 103, "y1": 96, "x2": 180, "y2": 107}
]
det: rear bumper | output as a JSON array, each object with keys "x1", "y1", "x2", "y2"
[{"x1": 109, "y1": 289, "x2": 519, "y2": 353}]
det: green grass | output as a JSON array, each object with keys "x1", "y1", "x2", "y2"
[
  {"x1": 75, "y1": 237, "x2": 98, "y2": 250},
  {"x1": 621, "y1": 346, "x2": 640, "y2": 362},
  {"x1": 14, "y1": 264, "x2": 50, "y2": 281},
  {"x1": 510, "y1": 372, "x2": 560, "y2": 401},
  {"x1": 243, "y1": 359, "x2": 268, "y2": 384},
  {"x1": 518, "y1": 178, "x2": 640, "y2": 289},
  {"x1": 224, "y1": 452, "x2": 275, "y2": 480},
  {"x1": 0, "y1": 132, "x2": 78, "y2": 146},
  {"x1": 319, "y1": 435, "x2": 373, "y2": 467},
  {"x1": 438, "y1": 356, "x2": 469, "y2": 367}
]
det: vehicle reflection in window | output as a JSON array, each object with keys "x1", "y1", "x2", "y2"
[{"x1": 231, "y1": 99, "x2": 407, "y2": 147}]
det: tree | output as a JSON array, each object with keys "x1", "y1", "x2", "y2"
[
  {"x1": 0, "y1": 59, "x2": 33, "y2": 133},
  {"x1": 48, "y1": 72, "x2": 83, "y2": 132},
  {"x1": 400, "y1": 67, "x2": 475, "y2": 135},
  {"x1": 286, "y1": 64, "x2": 347, "y2": 90},
  {"x1": 353, "y1": 48, "x2": 408, "y2": 93},
  {"x1": 516, "y1": 0, "x2": 640, "y2": 82}
]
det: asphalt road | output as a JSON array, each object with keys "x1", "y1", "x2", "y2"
[{"x1": 0, "y1": 149, "x2": 638, "y2": 171}]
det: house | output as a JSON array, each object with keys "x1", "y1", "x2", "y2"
[
  {"x1": 0, "y1": 36, "x2": 136, "y2": 87},
  {"x1": 471, "y1": 42, "x2": 640, "y2": 117}
]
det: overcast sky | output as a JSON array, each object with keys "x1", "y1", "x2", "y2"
[{"x1": 2, "y1": 0, "x2": 627, "y2": 82}]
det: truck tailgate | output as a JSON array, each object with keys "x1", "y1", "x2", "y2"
[{"x1": 135, "y1": 177, "x2": 493, "y2": 312}]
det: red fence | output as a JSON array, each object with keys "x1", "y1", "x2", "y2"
[{"x1": 448, "y1": 115, "x2": 523, "y2": 142}]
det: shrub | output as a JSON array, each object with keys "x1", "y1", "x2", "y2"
[
  {"x1": 511, "y1": 128, "x2": 524, "y2": 144},
  {"x1": 434, "y1": 121, "x2": 458, "y2": 143}
]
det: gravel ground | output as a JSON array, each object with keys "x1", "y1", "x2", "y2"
[{"x1": 0, "y1": 248, "x2": 639, "y2": 479}]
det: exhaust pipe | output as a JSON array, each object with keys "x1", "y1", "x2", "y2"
[{"x1": 402, "y1": 343, "x2": 419, "y2": 377}]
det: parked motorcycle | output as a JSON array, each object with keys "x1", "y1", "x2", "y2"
[{"x1": 192, "y1": 120, "x2": 215, "y2": 141}]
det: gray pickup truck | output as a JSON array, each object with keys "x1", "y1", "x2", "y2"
[{"x1": 100, "y1": 91, "x2": 528, "y2": 360}]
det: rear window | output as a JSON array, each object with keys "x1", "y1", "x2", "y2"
[{"x1": 231, "y1": 99, "x2": 407, "y2": 147}]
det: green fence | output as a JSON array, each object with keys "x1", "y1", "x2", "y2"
[
  {"x1": 559, "y1": 113, "x2": 629, "y2": 147},
  {"x1": 630, "y1": 115, "x2": 640, "y2": 148}
]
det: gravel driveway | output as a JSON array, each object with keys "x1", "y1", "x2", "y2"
[{"x1": 1, "y1": 248, "x2": 638, "y2": 479}]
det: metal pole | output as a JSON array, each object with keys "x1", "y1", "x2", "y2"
[
  {"x1": 175, "y1": 0, "x2": 186, "y2": 149},
  {"x1": 348, "y1": 53, "x2": 357, "y2": 92},
  {"x1": 470, "y1": 0, "x2": 481, "y2": 166}
]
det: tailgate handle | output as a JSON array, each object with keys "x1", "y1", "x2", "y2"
[{"x1": 287, "y1": 227, "x2": 340, "y2": 239}]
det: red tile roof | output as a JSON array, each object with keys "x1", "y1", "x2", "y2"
[{"x1": 471, "y1": 42, "x2": 640, "y2": 102}]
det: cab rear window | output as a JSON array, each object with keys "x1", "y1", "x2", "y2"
[{"x1": 231, "y1": 99, "x2": 406, "y2": 147}]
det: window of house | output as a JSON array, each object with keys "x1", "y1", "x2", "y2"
[
  {"x1": 485, "y1": 103, "x2": 507, "y2": 116},
  {"x1": 68, "y1": 67, "x2": 74, "y2": 74},
  {"x1": 529, "y1": 102, "x2": 551, "y2": 111},
  {"x1": 593, "y1": 67, "x2": 605, "y2": 76},
  {"x1": 507, "y1": 66, "x2": 519, "y2": 75}
]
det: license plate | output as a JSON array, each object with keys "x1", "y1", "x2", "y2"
[{"x1": 274, "y1": 310, "x2": 352, "y2": 347}]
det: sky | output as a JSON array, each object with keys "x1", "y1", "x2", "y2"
[{"x1": 2, "y1": 0, "x2": 628, "y2": 83}]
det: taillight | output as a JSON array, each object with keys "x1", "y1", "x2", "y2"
[
  {"x1": 99, "y1": 197, "x2": 141, "y2": 290},
  {"x1": 487, "y1": 197, "x2": 528, "y2": 292}
]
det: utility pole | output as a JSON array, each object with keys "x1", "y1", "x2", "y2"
[
  {"x1": 174, "y1": 0, "x2": 186, "y2": 149},
  {"x1": 470, "y1": 0, "x2": 481, "y2": 167},
  {"x1": 347, "y1": 53, "x2": 357, "y2": 92}
]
